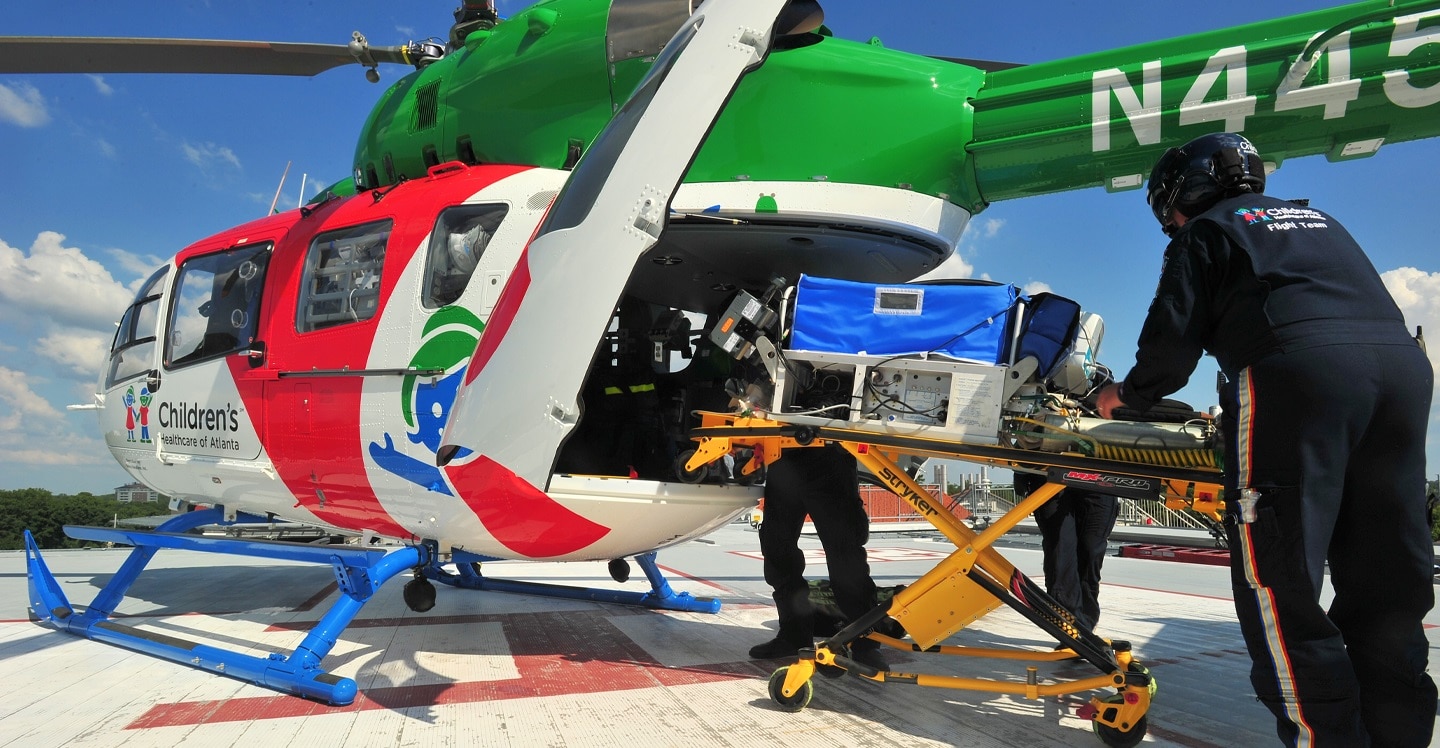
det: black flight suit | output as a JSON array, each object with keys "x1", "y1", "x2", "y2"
[
  {"x1": 1013, "y1": 472, "x2": 1119, "y2": 633},
  {"x1": 1118, "y1": 193, "x2": 1435, "y2": 747},
  {"x1": 758, "y1": 444, "x2": 880, "y2": 654}
]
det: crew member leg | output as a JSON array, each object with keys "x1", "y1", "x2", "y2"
[
  {"x1": 799, "y1": 450, "x2": 876, "y2": 619},
  {"x1": 1072, "y1": 490, "x2": 1119, "y2": 633},
  {"x1": 1031, "y1": 487, "x2": 1087, "y2": 632},
  {"x1": 1326, "y1": 343, "x2": 1436, "y2": 748},
  {"x1": 752, "y1": 453, "x2": 815, "y2": 657},
  {"x1": 1224, "y1": 351, "x2": 1366, "y2": 746},
  {"x1": 794, "y1": 446, "x2": 884, "y2": 667}
]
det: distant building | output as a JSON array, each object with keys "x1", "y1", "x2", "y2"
[{"x1": 115, "y1": 482, "x2": 160, "y2": 503}]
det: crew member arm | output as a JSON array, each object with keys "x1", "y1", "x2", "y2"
[{"x1": 1118, "y1": 225, "x2": 1227, "y2": 412}]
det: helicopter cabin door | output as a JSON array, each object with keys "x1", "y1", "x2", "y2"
[
  {"x1": 150, "y1": 241, "x2": 272, "y2": 465},
  {"x1": 440, "y1": 0, "x2": 788, "y2": 491}
]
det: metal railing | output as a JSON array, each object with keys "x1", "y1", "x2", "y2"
[{"x1": 947, "y1": 483, "x2": 1211, "y2": 531}]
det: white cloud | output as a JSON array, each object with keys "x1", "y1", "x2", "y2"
[
  {"x1": 1381, "y1": 266, "x2": 1440, "y2": 438},
  {"x1": 181, "y1": 141, "x2": 242, "y2": 171},
  {"x1": 86, "y1": 75, "x2": 114, "y2": 96},
  {"x1": 96, "y1": 138, "x2": 117, "y2": 158},
  {"x1": 0, "y1": 366, "x2": 64, "y2": 422},
  {"x1": 1381, "y1": 267, "x2": 1440, "y2": 320},
  {"x1": 0, "y1": 232, "x2": 133, "y2": 331},
  {"x1": 0, "y1": 81, "x2": 50, "y2": 127},
  {"x1": 910, "y1": 252, "x2": 975, "y2": 282},
  {"x1": 974, "y1": 218, "x2": 1005, "y2": 239},
  {"x1": 35, "y1": 328, "x2": 110, "y2": 379},
  {"x1": 1381, "y1": 265, "x2": 1440, "y2": 373},
  {"x1": 106, "y1": 247, "x2": 166, "y2": 280},
  {"x1": 0, "y1": 416, "x2": 112, "y2": 466},
  {"x1": 1021, "y1": 281, "x2": 1053, "y2": 296}
]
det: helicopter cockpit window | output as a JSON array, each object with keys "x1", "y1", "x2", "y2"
[
  {"x1": 106, "y1": 265, "x2": 169, "y2": 388},
  {"x1": 297, "y1": 220, "x2": 392, "y2": 333},
  {"x1": 422, "y1": 204, "x2": 508, "y2": 308},
  {"x1": 165, "y1": 243, "x2": 272, "y2": 370}
]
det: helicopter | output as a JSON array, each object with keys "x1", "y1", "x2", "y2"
[{"x1": 7, "y1": 0, "x2": 1439, "y2": 708}]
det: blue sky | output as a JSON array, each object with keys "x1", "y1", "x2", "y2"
[{"x1": 1, "y1": 1, "x2": 1437, "y2": 494}]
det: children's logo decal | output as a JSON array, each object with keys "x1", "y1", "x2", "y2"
[
  {"x1": 122, "y1": 385, "x2": 153, "y2": 443},
  {"x1": 369, "y1": 306, "x2": 483, "y2": 494}
]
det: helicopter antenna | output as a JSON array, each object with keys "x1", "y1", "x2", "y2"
[
  {"x1": 297, "y1": 173, "x2": 308, "y2": 209},
  {"x1": 268, "y1": 161, "x2": 291, "y2": 216}
]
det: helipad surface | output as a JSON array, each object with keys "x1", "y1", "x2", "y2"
[{"x1": 3, "y1": 523, "x2": 1437, "y2": 747}]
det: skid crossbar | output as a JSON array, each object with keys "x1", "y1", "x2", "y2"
[
  {"x1": 24, "y1": 508, "x2": 425, "y2": 705},
  {"x1": 685, "y1": 412, "x2": 1223, "y2": 742},
  {"x1": 432, "y1": 549, "x2": 722, "y2": 613}
]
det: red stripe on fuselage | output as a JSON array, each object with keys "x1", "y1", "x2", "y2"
[
  {"x1": 464, "y1": 246, "x2": 532, "y2": 384},
  {"x1": 443, "y1": 454, "x2": 609, "y2": 557},
  {"x1": 228, "y1": 164, "x2": 531, "y2": 539}
]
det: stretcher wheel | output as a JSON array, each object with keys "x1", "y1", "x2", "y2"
[
  {"x1": 735, "y1": 461, "x2": 764, "y2": 486},
  {"x1": 767, "y1": 666, "x2": 813, "y2": 712},
  {"x1": 1129, "y1": 663, "x2": 1157, "y2": 698},
  {"x1": 1090, "y1": 695, "x2": 1148, "y2": 748},
  {"x1": 674, "y1": 450, "x2": 706, "y2": 484}
]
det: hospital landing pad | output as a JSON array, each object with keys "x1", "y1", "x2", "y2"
[{"x1": 3, "y1": 524, "x2": 1438, "y2": 747}]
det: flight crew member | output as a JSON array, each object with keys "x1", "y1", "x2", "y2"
[
  {"x1": 748, "y1": 443, "x2": 888, "y2": 671},
  {"x1": 1096, "y1": 132, "x2": 1436, "y2": 747},
  {"x1": 1012, "y1": 472, "x2": 1119, "y2": 637}
]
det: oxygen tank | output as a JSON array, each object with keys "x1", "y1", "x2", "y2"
[
  {"x1": 1049, "y1": 312, "x2": 1105, "y2": 394},
  {"x1": 1010, "y1": 413, "x2": 1218, "y2": 468}
]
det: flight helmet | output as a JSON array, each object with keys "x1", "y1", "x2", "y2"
[{"x1": 1146, "y1": 132, "x2": 1266, "y2": 236}]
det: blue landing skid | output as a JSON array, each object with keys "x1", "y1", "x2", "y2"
[
  {"x1": 23, "y1": 508, "x2": 426, "y2": 706},
  {"x1": 435, "y1": 550, "x2": 722, "y2": 614}
]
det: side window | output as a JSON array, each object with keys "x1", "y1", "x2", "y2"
[
  {"x1": 297, "y1": 220, "x2": 391, "y2": 332},
  {"x1": 423, "y1": 204, "x2": 508, "y2": 308},
  {"x1": 165, "y1": 243, "x2": 272, "y2": 369},
  {"x1": 106, "y1": 266, "x2": 169, "y2": 387}
]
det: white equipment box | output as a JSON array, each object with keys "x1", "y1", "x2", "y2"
[{"x1": 770, "y1": 349, "x2": 1008, "y2": 445}]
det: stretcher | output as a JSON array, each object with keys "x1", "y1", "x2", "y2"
[{"x1": 681, "y1": 411, "x2": 1226, "y2": 748}]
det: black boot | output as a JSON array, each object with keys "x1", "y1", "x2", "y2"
[
  {"x1": 849, "y1": 638, "x2": 889, "y2": 671},
  {"x1": 748, "y1": 635, "x2": 809, "y2": 659}
]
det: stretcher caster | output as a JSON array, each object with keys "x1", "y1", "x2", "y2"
[
  {"x1": 1130, "y1": 663, "x2": 1157, "y2": 698},
  {"x1": 1090, "y1": 695, "x2": 1148, "y2": 748},
  {"x1": 767, "y1": 666, "x2": 813, "y2": 712},
  {"x1": 674, "y1": 450, "x2": 706, "y2": 484}
]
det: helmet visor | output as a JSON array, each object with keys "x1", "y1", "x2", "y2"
[{"x1": 1147, "y1": 147, "x2": 1185, "y2": 236}]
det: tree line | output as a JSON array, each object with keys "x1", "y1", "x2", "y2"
[{"x1": 0, "y1": 488, "x2": 169, "y2": 550}]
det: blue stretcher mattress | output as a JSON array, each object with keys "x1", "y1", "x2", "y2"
[{"x1": 788, "y1": 275, "x2": 1020, "y2": 364}]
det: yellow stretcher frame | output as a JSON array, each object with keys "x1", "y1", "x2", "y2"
[{"x1": 682, "y1": 411, "x2": 1226, "y2": 747}]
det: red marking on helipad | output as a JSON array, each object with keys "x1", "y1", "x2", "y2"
[
  {"x1": 127, "y1": 609, "x2": 766, "y2": 729},
  {"x1": 292, "y1": 581, "x2": 339, "y2": 612},
  {"x1": 658, "y1": 563, "x2": 734, "y2": 594}
]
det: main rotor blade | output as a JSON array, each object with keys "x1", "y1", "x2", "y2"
[{"x1": 0, "y1": 36, "x2": 411, "y2": 76}]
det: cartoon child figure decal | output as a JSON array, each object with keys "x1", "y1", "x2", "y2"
[
  {"x1": 137, "y1": 386, "x2": 153, "y2": 443},
  {"x1": 122, "y1": 386, "x2": 137, "y2": 442}
]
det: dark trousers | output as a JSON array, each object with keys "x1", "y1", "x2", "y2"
[
  {"x1": 1016, "y1": 473, "x2": 1119, "y2": 632},
  {"x1": 1221, "y1": 343, "x2": 1436, "y2": 748},
  {"x1": 1037, "y1": 489, "x2": 1119, "y2": 633},
  {"x1": 758, "y1": 445, "x2": 876, "y2": 645}
]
